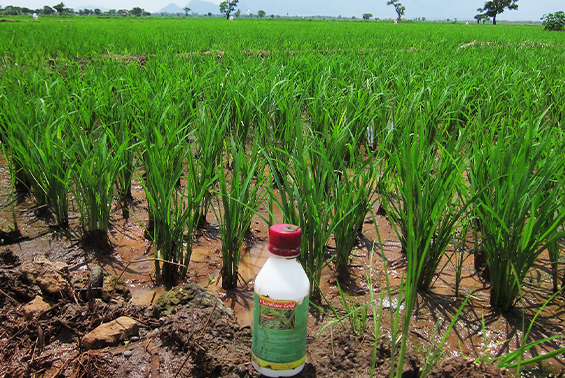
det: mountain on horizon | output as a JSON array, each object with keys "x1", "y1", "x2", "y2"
[{"x1": 158, "y1": 3, "x2": 184, "y2": 14}]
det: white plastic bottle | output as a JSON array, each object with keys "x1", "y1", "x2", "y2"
[{"x1": 252, "y1": 224, "x2": 310, "y2": 377}]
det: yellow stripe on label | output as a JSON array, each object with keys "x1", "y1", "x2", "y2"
[{"x1": 252, "y1": 353, "x2": 305, "y2": 370}]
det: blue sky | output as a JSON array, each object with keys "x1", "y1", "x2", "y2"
[{"x1": 4, "y1": 0, "x2": 562, "y2": 20}]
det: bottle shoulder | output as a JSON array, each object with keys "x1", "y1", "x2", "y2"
[{"x1": 255, "y1": 257, "x2": 309, "y2": 300}]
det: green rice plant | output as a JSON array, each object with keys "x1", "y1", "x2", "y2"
[
  {"x1": 481, "y1": 272, "x2": 565, "y2": 374},
  {"x1": 1, "y1": 144, "x2": 19, "y2": 234},
  {"x1": 141, "y1": 149, "x2": 204, "y2": 283},
  {"x1": 70, "y1": 126, "x2": 122, "y2": 241},
  {"x1": 373, "y1": 201, "x2": 472, "y2": 378},
  {"x1": 539, "y1": 129, "x2": 565, "y2": 294},
  {"x1": 332, "y1": 146, "x2": 378, "y2": 277},
  {"x1": 28, "y1": 119, "x2": 72, "y2": 228},
  {"x1": 383, "y1": 253, "x2": 406, "y2": 378},
  {"x1": 255, "y1": 78, "x2": 303, "y2": 196},
  {"x1": 263, "y1": 119, "x2": 337, "y2": 297},
  {"x1": 2, "y1": 120, "x2": 45, "y2": 210},
  {"x1": 106, "y1": 85, "x2": 136, "y2": 206},
  {"x1": 191, "y1": 102, "x2": 228, "y2": 225},
  {"x1": 214, "y1": 138, "x2": 265, "y2": 289},
  {"x1": 336, "y1": 280, "x2": 368, "y2": 335},
  {"x1": 368, "y1": 248, "x2": 385, "y2": 378},
  {"x1": 313, "y1": 249, "x2": 381, "y2": 338},
  {"x1": 1, "y1": 82, "x2": 72, "y2": 227},
  {"x1": 223, "y1": 72, "x2": 257, "y2": 146},
  {"x1": 380, "y1": 96, "x2": 470, "y2": 292},
  {"x1": 419, "y1": 291, "x2": 473, "y2": 377},
  {"x1": 541, "y1": 186, "x2": 563, "y2": 294},
  {"x1": 136, "y1": 106, "x2": 204, "y2": 282},
  {"x1": 1, "y1": 79, "x2": 65, "y2": 208},
  {"x1": 376, "y1": 103, "x2": 470, "y2": 376},
  {"x1": 468, "y1": 114, "x2": 565, "y2": 311}
]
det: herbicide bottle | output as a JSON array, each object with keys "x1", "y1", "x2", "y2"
[{"x1": 252, "y1": 224, "x2": 310, "y2": 377}]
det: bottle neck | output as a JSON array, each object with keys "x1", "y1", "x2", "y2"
[{"x1": 269, "y1": 252, "x2": 299, "y2": 260}]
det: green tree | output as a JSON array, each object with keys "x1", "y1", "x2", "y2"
[
  {"x1": 94, "y1": 8, "x2": 101, "y2": 15},
  {"x1": 219, "y1": 0, "x2": 238, "y2": 20},
  {"x1": 53, "y1": 2, "x2": 64, "y2": 14},
  {"x1": 183, "y1": 6, "x2": 190, "y2": 16},
  {"x1": 3, "y1": 5, "x2": 21, "y2": 15},
  {"x1": 477, "y1": 0, "x2": 518, "y2": 25},
  {"x1": 257, "y1": 9, "x2": 266, "y2": 18},
  {"x1": 542, "y1": 11, "x2": 565, "y2": 31},
  {"x1": 474, "y1": 13, "x2": 491, "y2": 23},
  {"x1": 387, "y1": 0, "x2": 405, "y2": 22},
  {"x1": 43, "y1": 5, "x2": 55, "y2": 14},
  {"x1": 363, "y1": 13, "x2": 372, "y2": 20},
  {"x1": 131, "y1": 6, "x2": 143, "y2": 16}
]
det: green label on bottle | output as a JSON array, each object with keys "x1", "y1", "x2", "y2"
[{"x1": 251, "y1": 293, "x2": 309, "y2": 370}]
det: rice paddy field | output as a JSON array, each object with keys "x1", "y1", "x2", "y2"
[{"x1": 1, "y1": 15, "x2": 565, "y2": 377}]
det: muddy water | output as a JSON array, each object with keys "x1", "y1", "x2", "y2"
[{"x1": 79, "y1": 196, "x2": 565, "y2": 372}]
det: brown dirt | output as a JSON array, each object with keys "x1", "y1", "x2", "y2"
[{"x1": 0, "y1": 157, "x2": 564, "y2": 377}]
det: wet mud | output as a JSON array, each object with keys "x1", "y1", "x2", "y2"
[{"x1": 0, "y1": 158, "x2": 564, "y2": 377}]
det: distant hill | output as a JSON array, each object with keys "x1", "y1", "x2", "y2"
[
  {"x1": 185, "y1": 0, "x2": 219, "y2": 15},
  {"x1": 158, "y1": 3, "x2": 184, "y2": 14}
]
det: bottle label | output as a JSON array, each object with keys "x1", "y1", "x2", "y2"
[{"x1": 252, "y1": 293, "x2": 309, "y2": 370}]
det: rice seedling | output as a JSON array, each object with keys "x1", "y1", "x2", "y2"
[
  {"x1": 223, "y1": 72, "x2": 257, "y2": 146},
  {"x1": 335, "y1": 280, "x2": 368, "y2": 335},
  {"x1": 0, "y1": 74, "x2": 73, "y2": 227},
  {"x1": 482, "y1": 274, "x2": 565, "y2": 374},
  {"x1": 214, "y1": 138, "x2": 265, "y2": 289},
  {"x1": 379, "y1": 90, "x2": 470, "y2": 292},
  {"x1": 468, "y1": 113, "x2": 565, "y2": 311},
  {"x1": 313, "y1": 249, "x2": 381, "y2": 338},
  {"x1": 105, "y1": 84, "x2": 136, "y2": 207},
  {"x1": 191, "y1": 100, "x2": 229, "y2": 225},
  {"x1": 419, "y1": 291, "x2": 473, "y2": 377},
  {"x1": 70, "y1": 126, "x2": 122, "y2": 242},
  {"x1": 538, "y1": 129, "x2": 565, "y2": 294},
  {"x1": 374, "y1": 101, "x2": 470, "y2": 376},
  {"x1": 28, "y1": 119, "x2": 72, "y2": 228},
  {"x1": 2, "y1": 117, "x2": 46, "y2": 212},
  {"x1": 1, "y1": 80, "x2": 58, "y2": 209},
  {"x1": 255, "y1": 77, "x2": 303, "y2": 195},
  {"x1": 136, "y1": 102, "x2": 204, "y2": 282},
  {"x1": 263, "y1": 121, "x2": 337, "y2": 297},
  {"x1": 332, "y1": 146, "x2": 378, "y2": 277},
  {"x1": 1, "y1": 145, "x2": 19, "y2": 235}
]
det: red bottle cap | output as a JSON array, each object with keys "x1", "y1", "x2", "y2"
[{"x1": 268, "y1": 224, "x2": 301, "y2": 257}]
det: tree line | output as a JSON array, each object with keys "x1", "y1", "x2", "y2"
[{"x1": 0, "y1": 2, "x2": 150, "y2": 16}]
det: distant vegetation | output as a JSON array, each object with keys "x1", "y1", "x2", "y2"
[{"x1": 0, "y1": 2, "x2": 150, "y2": 16}]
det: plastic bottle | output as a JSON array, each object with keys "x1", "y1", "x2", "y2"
[{"x1": 252, "y1": 224, "x2": 310, "y2": 377}]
